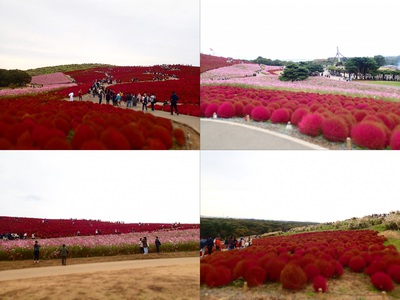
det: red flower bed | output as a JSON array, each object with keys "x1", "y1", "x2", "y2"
[
  {"x1": 0, "y1": 216, "x2": 199, "y2": 239},
  {"x1": 0, "y1": 96, "x2": 186, "y2": 150},
  {"x1": 200, "y1": 54, "x2": 242, "y2": 73},
  {"x1": 200, "y1": 230, "x2": 399, "y2": 292},
  {"x1": 201, "y1": 85, "x2": 400, "y2": 149}
]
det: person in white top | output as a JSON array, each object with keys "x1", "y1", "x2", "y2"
[{"x1": 69, "y1": 92, "x2": 74, "y2": 101}]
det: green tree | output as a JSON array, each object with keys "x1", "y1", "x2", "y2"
[
  {"x1": 374, "y1": 55, "x2": 386, "y2": 67},
  {"x1": 0, "y1": 69, "x2": 31, "y2": 87},
  {"x1": 279, "y1": 63, "x2": 309, "y2": 81},
  {"x1": 344, "y1": 57, "x2": 378, "y2": 79}
]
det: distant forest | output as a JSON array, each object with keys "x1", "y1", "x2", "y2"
[{"x1": 200, "y1": 217, "x2": 318, "y2": 238}]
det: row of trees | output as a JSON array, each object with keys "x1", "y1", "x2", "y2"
[
  {"x1": 279, "y1": 61, "x2": 324, "y2": 82},
  {"x1": 200, "y1": 217, "x2": 318, "y2": 238},
  {"x1": 0, "y1": 69, "x2": 32, "y2": 87}
]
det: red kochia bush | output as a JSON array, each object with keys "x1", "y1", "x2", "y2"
[
  {"x1": 233, "y1": 102, "x2": 245, "y2": 117},
  {"x1": 304, "y1": 263, "x2": 320, "y2": 282},
  {"x1": 280, "y1": 263, "x2": 308, "y2": 290},
  {"x1": 243, "y1": 104, "x2": 255, "y2": 116},
  {"x1": 200, "y1": 263, "x2": 213, "y2": 284},
  {"x1": 370, "y1": 272, "x2": 395, "y2": 291},
  {"x1": 251, "y1": 106, "x2": 270, "y2": 122},
  {"x1": 321, "y1": 117, "x2": 349, "y2": 142},
  {"x1": 290, "y1": 108, "x2": 309, "y2": 125},
  {"x1": 298, "y1": 113, "x2": 324, "y2": 137},
  {"x1": 244, "y1": 266, "x2": 267, "y2": 287},
  {"x1": 351, "y1": 122, "x2": 387, "y2": 150},
  {"x1": 313, "y1": 275, "x2": 327, "y2": 293},
  {"x1": 204, "y1": 103, "x2": 219, "y2": 118},
  {"x1": 270, "y1": 108, "x2": 291, "y2": 124},
  {"x1": 387, "y1": 265, "x2": 400, "y2": 283},
  {"x1": 217, "y1": 102, "x2": 235, "y2": 118},
  {"x1": 348, "y1": 255, "x2": 366, "y2": 273},
  {"x1": 390, "y1": 127, "x2": 400, "y2": 150}
]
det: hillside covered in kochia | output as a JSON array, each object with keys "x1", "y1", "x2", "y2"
[{"x1": 200, "y1": 217, "x2": 318, "y2": 238}]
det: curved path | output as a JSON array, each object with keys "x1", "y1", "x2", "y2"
[
  {"x1": 0, "y1": 256, "x2": 197, "y2": 282},
  {"x1": 79, "y1": 94, "x2": 200, "y2": 133},
  {"x1": 201, "y1": 119, "x2": 326, "y2": 150}
]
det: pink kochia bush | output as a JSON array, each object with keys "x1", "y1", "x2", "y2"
[
  {"x1": 351, "y1": 122, "x2": 387, "y2": 149},
  {"x1": 390, "y1": 126, "x2": 400, "y2": 150},
  {"x1": 251, "y1": 106, "x2": 270, "y2": 121},
  {"x1": 298, "y1": 114, "x2": 324, "y2": 137},
  {"x1": 321, "y1": 117, "x2": 349, "y2": 142},
  {"x1": 217, "y1": 102, "x2": 235, "y2": 118},
  {"x1": 270, "y1": 108, "x2": 291, "y2": 124}
]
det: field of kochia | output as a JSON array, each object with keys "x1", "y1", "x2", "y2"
[{"x1": 201, "y1": 230, "x2": 400, "y2": 293}]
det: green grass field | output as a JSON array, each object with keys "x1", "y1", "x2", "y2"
[{"x1": 357, "y1": 80, "x2": 400, "y2": 87}]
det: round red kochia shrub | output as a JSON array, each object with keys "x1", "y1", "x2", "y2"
[
  {"x1": 200, "y1": 103, "x2": 209, "y2": 117},
  {"x1": 304, "y1": 263, "x2": 320, "y2": 282},
  {"x1": 321, "y1": 117, "x2": 349, "y2": 142},
  {"x1": 0, "y1": 138, "x2": 13, "y2": 149},
  {"x1": 315, "y1": 259, "x2": 335, "y2": 278},
  {"x1": 313, "y1": 275, "x2": 327, "y2": 293},
  {"x1": 119, "y1": 124, "x2": 146, "y2": 150},
  {"x1": 290, "y1": 108, "x2": 309, "y2": 126},
  {"x1": 173, "y1": 128, "x2": 186, "y2": 146},
  {"x1": 232, "y1": 259, "x2": 258, "y2": 280},
  {"x1": 204, "y1": 265, "x2": 232, "y2": 287},
  {"x1": 353, "y1": 110, "x2": 368, "y2": 122},
  {"x1": 243, "y1": 104, "x2": 255, "y2": 117},
  {"x1": 351, "y1": 122, "x2": 387, "y2": 150},
  {"x1": 100, "y1": 127, "x2": 131, "y2": 150},
  {"x1": 233, "y1": 102, "x2": 245, "y2": 117},
  {"x1": 265, "y1": 258, "x2": 286, "y2": 282},
  {"x1": 348, "y1": 255, "x2": 366, "y2": 273},
  {"x1": 71, "y1": 124, "x2": 98, "y2": 149},
  {"x1": 244, "y1": 266, "x2": 267, "y2": 287},
  {"x1": 333, "y1": 261, "x2": 344, "y2": 278},
  {"x1": 149, "y1": 125, "x2": 173, "y2": 149},
  {"x1": 387, "y1": 265, "x2": 400, "y2": 283},
  {"x1": 298, "y1": 113, "x2": 324, "y2": 137},
  {"x1": 251, "y1": 106, "x2": 270, "y2": 122},
  {"x1": 280, "y1": 263, "x2": 308, "y2": 290},
  {"x1": 390, "y1": 127, "x2": 400, "y2": 150},
  {"x1": 204, "y1": 103, "x2": 219, "y2": 118},
  {"x1": 200, "y1": 263, "x2": 213, "y2": 285},
  {"x1": 44, "y1": 137, "x2": 71, "y2": 150},
  {"x1": 217, "y1": 102, "x2": 235, "y2": 118},
  {"x1": 270, "y1": 108, "x2": 291, "y2": 124},
  {"x1": 370, "y1": 272, "x2": 395, "y2": 292}
]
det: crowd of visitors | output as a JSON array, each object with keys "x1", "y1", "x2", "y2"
[{"x1": 200, "y1": 235, "x2": 252, "y2": 257}]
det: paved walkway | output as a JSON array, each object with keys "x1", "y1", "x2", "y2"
[{"x1": 201, "y1": 119, "x2": 326, "y2": 150}]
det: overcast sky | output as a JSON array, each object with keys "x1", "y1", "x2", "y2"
[
  {"x1": 201, "y1": 151, "x2": 399, "y2": 223},
  {"x1": 0, "y1": 151, "x2": 200, "y2": 224},
  {"x1": 0, "y1": 0, "x2": 199, "y2": 70},
  {"x1": 201, "y1": 0, "x2": 400, "y2": 61}
]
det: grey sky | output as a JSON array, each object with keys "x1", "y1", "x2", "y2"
[
  {"x1": 201, "y1": 0, "x2": 400, "y2": 61},
  {"x1": 0, "y1": 151, "x2": 200, "y2": 224},
  {"x1": 0, "y1": 0, "x2": 199, "y2": 70},
  {"x1": 201, "y1": 151, "x2": 399, "y2": 223}
]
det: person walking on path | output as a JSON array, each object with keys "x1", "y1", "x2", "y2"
[
  {"x1": 143, "y1": 237, "x2": 149, "y2": 254},
  {"x1": 142, "y1": 93, "x2": 148, "y2": 111},
  {"x1": 206, "y1": 236, "x2": 214, "y2": 256},
  {"x1": 33, "y1": 241, "x2": 40, "y2": 263},
  {"x1": 78, "y1": 89, "x2": 82, "y2": 101},
  {"x1": 150, "y1": 93, "x2": 156, "y2": 111},
  {"x1": 139, "y1": 238, "x2": 144, "y2": 254},
  {"x1": 170, "y1": 91, "x2": 179, "y2": 115},
  {"x1": 68, "y1": 92, "x2": 74, "y2": 102},
  {"x1": 60, "y1": 244, "x2": 69, "y2": 266},
  {"x1": 155, "y1": 236, "x2": 161, "y2": 254}
]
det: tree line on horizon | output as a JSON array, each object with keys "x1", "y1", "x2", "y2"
[{"x1": 200, "y1": 217, "x2": 318, "y2": 238}]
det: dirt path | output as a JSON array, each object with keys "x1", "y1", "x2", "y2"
[{"x1": 0, "y1": 257, "x2": 199, "y2": 300}]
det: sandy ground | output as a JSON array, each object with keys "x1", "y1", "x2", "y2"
[{"x1": 0, "y1": 256, "x2": 199, "y2": 300}]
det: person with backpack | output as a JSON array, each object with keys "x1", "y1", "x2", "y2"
[
  {"x1": 150, "y1": 93, "x2": 156, "y2": 111},
  {"x1": 170, "y1": 91, "x2": 179, "y2": 115},
  {"x1": 155, "y1": 236, "x2": 161, "y2": 254},
  {"x1": 33, "y1": 240, "x2": 40, "y2": 263},
  {"x1": 142, "y1": 93, "x2": 148, "y2": 111},
  {"x1": 60, "y1": 244, "x2": 69, "y2": 266}
]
